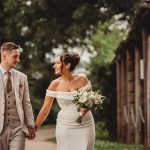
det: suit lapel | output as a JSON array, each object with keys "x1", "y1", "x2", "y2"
[
  {"x1": 13, "y1": 70, "x2": 20, "y2": 105},
  {"x1": 13, "y1": 70, "x2": 23, "y2": 123},
  {"x1": 0, "y1": 70, "x2": 5, "y2": 133},
  {"x1": 0, "y1": 71, "x2": 5, "y2": 97},
  {"x1": 13, "y1": 70, "x2": 19, "y2": 94}
]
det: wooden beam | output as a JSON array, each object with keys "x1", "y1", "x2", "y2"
[
  {"x1": 135, "y1": 47, "x2": 142, "y2": 144},
  {"x1": 116, "y1": 59, "x2": 121, "y2": 141},
  {"x1": 143, "y1": 30, "x2": 150, "y2": 149},
  {"x1": 126, "y1": 50, "x2": 135, "y2": 144},
  {"x1": 146, "y1": 34, "x2": 150, "y2": 148}
]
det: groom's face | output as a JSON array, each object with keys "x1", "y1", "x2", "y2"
[{"x1": 5, "y1": 49, "x2": 20, "y2": 68}]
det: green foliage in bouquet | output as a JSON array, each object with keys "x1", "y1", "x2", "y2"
[
  {"x1": 73, "y1": 90, "x2": 106, "y2": 110},
  {"x1": 73, "y1": 89, "x2": 106, "y2": 123}
]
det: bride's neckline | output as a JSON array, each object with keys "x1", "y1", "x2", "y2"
[{"x1": 47, "y1": 81, "x2": 91, "y2": 93}]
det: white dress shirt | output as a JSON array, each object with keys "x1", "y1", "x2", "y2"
[{"x1": 0, "y1": 64, "x2": 14, "y2": 88}]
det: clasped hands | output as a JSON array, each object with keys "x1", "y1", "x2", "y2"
[
  {"x1": 26, "y1": 126, "x2": 36, "y2": 140},
  {"x1": 26, "y1": 109, "x2": 88, "y2": 140}
]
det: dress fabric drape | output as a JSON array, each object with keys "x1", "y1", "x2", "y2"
[{"x1": 46, "y1": 82, "x2": 95, "y2": 150}]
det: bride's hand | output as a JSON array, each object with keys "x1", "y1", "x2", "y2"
[
  {"x1": 27, "y1": 127, "x2": 36, "y2": 140},
  {"x1": 80, "y1": 108, "x2": 88, "y2": 115}
]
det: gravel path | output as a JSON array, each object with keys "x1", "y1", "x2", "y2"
[{"x1": 25, "y1": 128, "x2": 57, "y2": 150}]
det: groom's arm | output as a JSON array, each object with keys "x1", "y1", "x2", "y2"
[
  {"x1": 22, "y1": 75, "x2": 35, "y2": 126},
  {"x1": 22, "y1": 75, "x2": 36, "y2": 139}
]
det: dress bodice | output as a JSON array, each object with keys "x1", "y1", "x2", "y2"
[
  {"x1": 46, "y1": 82, "x2": 95, "y2": 150},
  {"x1": 46, "y1": 82, "x2": 93, "y2": 127},
  {"x1": 46, "y1": 81, "x2": 91, "y2": 98},
  {"x1": 46, "y1": 82, "x2": 91, "y2": 110}
]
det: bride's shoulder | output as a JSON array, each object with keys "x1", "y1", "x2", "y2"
[
  {"x1": 47, "y1": 78, "x2": 60, "y2": 91},
  {"x1": 75, "y1": 74, "x2": 89, "y2": 85}
]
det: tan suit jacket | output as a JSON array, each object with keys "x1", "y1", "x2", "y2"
[{"x1": 0, "y1": 69, "x2": 34, "y2": 135}]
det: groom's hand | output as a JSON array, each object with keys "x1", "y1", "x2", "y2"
[{"x1": 27, "y1": 126, "x2": 36, "y2": 140}]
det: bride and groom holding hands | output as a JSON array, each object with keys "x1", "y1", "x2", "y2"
[{"x1": 0, "y1": 42, "x2": 95, "y2": 150}]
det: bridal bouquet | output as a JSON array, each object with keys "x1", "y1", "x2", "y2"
[{"x1": 73, "y1": 89, "x2": 106, "y2": 123}]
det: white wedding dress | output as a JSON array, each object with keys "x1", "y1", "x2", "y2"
[{"x1": 46, "y1": 82, "x2": 95, "y2": 150}]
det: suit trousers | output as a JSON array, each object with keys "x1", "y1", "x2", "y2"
[{"x1": 0, "y1": 125, "x2": 25, "y2": 150}]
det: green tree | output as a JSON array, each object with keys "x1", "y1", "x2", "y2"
[{"x1": 0, "y1": 0, "x2": 140, "y2": 123}]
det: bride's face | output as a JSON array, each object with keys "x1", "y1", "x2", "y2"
[{"x1": 53, "y1": 56, "x2": 63, "y2": 75}]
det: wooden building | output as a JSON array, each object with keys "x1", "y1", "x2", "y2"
[{"x1": 115, "y1": 1, "x2": 150, "y2": 149}]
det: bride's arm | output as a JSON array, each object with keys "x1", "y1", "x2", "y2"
[
  {"x1": 35, "y1": 80, "x2": 58, "y2": 131},
  {"x1": 35, "y1": 96, "x2": 54, "y2": 131}
]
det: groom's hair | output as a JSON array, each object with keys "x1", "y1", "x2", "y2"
[{"x1": 0, "y1": 42, "x2": 20, "y2": 53}]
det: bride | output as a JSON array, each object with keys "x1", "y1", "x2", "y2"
[{"x1": 35, "y1": 53, "x2": 95, "y2": 150}]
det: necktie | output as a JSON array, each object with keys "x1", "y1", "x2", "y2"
[{"x1": 6, "y1": 71, "x2": 12, "y2": 93}]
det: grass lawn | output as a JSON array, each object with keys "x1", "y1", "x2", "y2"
[
  {"x1": 95, "y1": 140, "x2": 144, "y2": 150},
  {"x1": 40, "y1": 124, "x2": 56, "y2": 129}
]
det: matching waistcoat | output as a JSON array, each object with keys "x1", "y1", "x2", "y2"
[{"x1": 4, "y1": 90, "x2": 21, "y2": 129}]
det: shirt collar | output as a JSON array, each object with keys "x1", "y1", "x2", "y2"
[{"x1": 0, "y1": 64, "x2": 13, "y2": 75}]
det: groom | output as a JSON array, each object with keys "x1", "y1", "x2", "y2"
[{"x1": 0, "y1": 42, "x2": 35, "y2": 150}]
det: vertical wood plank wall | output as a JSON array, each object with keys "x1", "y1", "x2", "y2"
[
  {"x1": 134, "y1": 48, "x2": 142, "y2": 144},
  {"x1": 126, "y1": 50, "x2": 135, "y2": 144},
  {"x1": 142, "y1": 29, "x2": 148, "y2": 149},
  {"x1": 116, "y1": 33, "x2": 150, "y2": 147},
  {"x1": 143, "y1": 31, "x2": 150, "y2": 149},
  {"x1": 116, "y1": 49, "x2": 142, "y2": 144},
  {"x1": 147, "y1": 35, "x2": 150, "y2": 149}
]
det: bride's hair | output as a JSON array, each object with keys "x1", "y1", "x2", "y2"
[{"x1": 59, "y1": 53, "x2": 80, "y2": 71}]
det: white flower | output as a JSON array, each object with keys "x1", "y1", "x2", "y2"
[
  {"x1": 79, "y1": 92, "x2": 88, "y2": 103},
  {"x1": 74, "y1": 89, "x2": 105, "y2": 107},
  {"x1": 95, "y1": 98, "x2": 101, "y2": 104},
  {"x1": 87, "y1": 91, "x2": 95, "y2": 99},
  {"x1": 73, "y1": 88, "x2": 106, "y2": 123},
  {"x1": 95, "y1": 94, "x2": 105, "y2": 104},
  {"x1": 88, "y1": 99, "x2": 94, "y2": 107}
]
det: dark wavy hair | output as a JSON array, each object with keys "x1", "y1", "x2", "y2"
[{"x1": 59, "y1": 53, "x2": 80, "y2": 72}]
